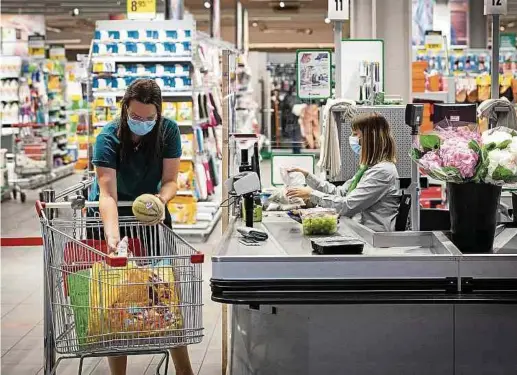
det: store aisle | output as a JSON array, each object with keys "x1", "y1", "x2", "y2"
[{"x1": 1, "y1": 175, "x2": 225, "y2": 375}]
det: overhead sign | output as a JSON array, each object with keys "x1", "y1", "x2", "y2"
[
  {"x1": 484, "y1": 0, "x2": 508, "y2": 15},
  {"x1": 327, "y1": 0, "x2": 349, "y2": 21},
  {"x1": 424, "y1": 30, "x2": 443, "y2": 51},
  {"x1": 28, "y1": 34, "x2": 45, "y2": 59},
  {"x1": 49, "y1": 45, "x2": 66, "y2": 61},
  {"x1": 296, "y1": 49, "x2": 332, "y2": 100},
  {"x1": 127, "y1": 0, "x2": 156, "y2": 20}
]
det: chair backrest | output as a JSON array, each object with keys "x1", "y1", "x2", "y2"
[{"x1": 395, "y1": 193, "x2": 412, "y2": 231}]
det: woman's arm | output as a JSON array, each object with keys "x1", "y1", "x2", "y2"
[
  {"x1": 306, "y1": 173, "x2": 349, "y2": 197},
  {"x1": 309, "y1": 167, "x2": 395, "y2": 217},
  {"x1": 157, "y1": 157, "x2": 180, "y2": 204},
  {"x1": 97, "y1": 167, "x2": 120, "y2": 252}
]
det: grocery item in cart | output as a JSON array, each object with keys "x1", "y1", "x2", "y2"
[
  {"x1": 132, "y1": 194, "x2": 165, "y2": 225},
  {"x1": 300, "y1": 208, "x2": 338, "y2": 236},
  {"x1": 68, "y1": 261, "x2": 183, "y2": 346}
]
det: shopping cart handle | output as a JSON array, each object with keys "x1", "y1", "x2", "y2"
[
  {"x1": 106, "y1": 255, "x2": 128, "y2": 268},
  {"x1": 35, "y1": 200, "x2": 46, "y2": 217}
]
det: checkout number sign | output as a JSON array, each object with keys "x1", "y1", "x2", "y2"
[
  {"x1": 327, "y1": 0, "x2": 349, "y2": 21},
  {"x1": 127, "y1": 0, "x2": 156, "y2": 20},
  {"x1": 484, "y1": 0, "x2": 507, "y2": 15}
]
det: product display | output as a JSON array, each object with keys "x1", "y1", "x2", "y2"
[{"x1": 301, "y1": 208, "x2": 338, "y2": 236}]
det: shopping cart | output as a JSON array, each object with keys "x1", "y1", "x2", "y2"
[{"x1": 36, "y1": 188, "x2": 204, "y2": 375}]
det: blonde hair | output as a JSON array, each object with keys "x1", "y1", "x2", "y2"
[{"x1": 351, "y1": 113, "x2": 396, "y2": 166}]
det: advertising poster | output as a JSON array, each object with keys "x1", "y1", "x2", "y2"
[
  {"x1": 28, "y1": 35, "x2": 46, "y2": 59},
  {"x1": 296, "y1": 50, "x2": 332, "y2": 100}
]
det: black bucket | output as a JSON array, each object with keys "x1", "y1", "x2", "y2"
[{"x1": 448, "y1": 183, "x2": 502, "y2": 254}]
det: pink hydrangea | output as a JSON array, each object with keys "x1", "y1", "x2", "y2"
[
  {"x1": 439, "y1": 139, "x2": 479, "y2": 178},
  {"x1": 438, "y1": 127, "x2": 481, "y2": 144},
  {"x1": 419, "y1": 151, "x2": 443, "y2": 171}
]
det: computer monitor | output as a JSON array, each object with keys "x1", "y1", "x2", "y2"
[{"x1": 432, "y1": 103, "x2": 477, "y2": 124}]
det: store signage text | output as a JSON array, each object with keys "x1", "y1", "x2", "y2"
[
  {"x1": 127, "y1": 0, "x2": 156, "y2": 19},
  {"x1": 327, "y1": 0, "x2": 349, "y2": 21},
  {"x1": 484, "y1": 0, "x2": 508, "y2": 15}
]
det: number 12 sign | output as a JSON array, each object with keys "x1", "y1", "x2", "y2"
[
  {"x1": 328, "y1": 0, "x2": 349, "y2": 21},
  {"x1": 484, "y1": 0, "x2": 507, "y2": 15}
]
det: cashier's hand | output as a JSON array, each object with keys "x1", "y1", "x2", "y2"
[
  {"x1": 287, "y1": 167, "x2": 309, "y2": 177},
  {"x1": 286, "y1": 187, "x2": 313, "y2": 200}
]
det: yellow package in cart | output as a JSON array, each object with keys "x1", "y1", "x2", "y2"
[
  {"x1": 167, "y1": 196, "x2": 197, "y2": 224},
  {"x1": 177, "y1": 102, "x2": 193, "y2": 122}
]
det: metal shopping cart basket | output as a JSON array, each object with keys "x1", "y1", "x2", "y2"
[{"x1": 36, "y1": 188, "x2": 204, "y2": 375}]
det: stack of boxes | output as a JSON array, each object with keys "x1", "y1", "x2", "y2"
[{"x1": 412, "y1": 61, "x2": 427, "y2": 93}]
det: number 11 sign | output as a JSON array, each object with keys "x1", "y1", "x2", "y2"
[{"x1": 328, "y1": 0, "x2": 349, "y2": 21}]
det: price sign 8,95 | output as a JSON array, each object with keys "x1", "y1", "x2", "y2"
[{"x1": 127, "y1": 0, "x2": 156, "y2": 19}]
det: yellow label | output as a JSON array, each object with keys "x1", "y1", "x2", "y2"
[
  {"x1": 127, "y1": 0, "x2": 156, "y2": 18},
  {"x1": 425, "y1": 43, "x2": 442, "y2": 51}
]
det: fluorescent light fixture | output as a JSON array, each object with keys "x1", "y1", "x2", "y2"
[
  {"x1": 279, "y1": 1, "x2": 285, "y2": 8},
  {"x1": 324, "y1": 18, "x2": 331, "y2": 24},
  {"x1": 204, "y1": 1, "x2": 211, "y2": 8},
  {"x1": 72, "y1": 7, "x2": 80, "y2": 15},
  {"x1": 508, "y1": 22, "x2": 515, "y2": 28},
  {"x1": 500, "y1": 26, "x2": 505, "y2": 31},
  {"x1": 252, "y1": 21, "x2": 258, "y2": 27}
]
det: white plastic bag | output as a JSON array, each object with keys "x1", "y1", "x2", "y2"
[{"x1": 265, "y1": 168, "x2": 306, "y2": 210}]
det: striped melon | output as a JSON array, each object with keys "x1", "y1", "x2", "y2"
[{"x1": 132, "y1": 194, "x2": 164, "y2": 225}]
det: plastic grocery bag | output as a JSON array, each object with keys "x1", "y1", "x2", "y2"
[{"x1": 266, "y1": 167, "x2": 306, "y2": 210}]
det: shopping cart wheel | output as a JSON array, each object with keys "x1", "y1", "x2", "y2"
[
  {"x1": 12, "y1": 189, "x2": 17, "y2": 200},
  {"x1": 20, "y1": 192, "x2": 26, "y2": 203}
]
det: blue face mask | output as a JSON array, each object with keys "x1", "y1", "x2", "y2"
[
  {"x1": 349, "y1": 135, "x2": 361, "y2": 155},
  {"x1": 127, "y1": 116, "x2": 156, "y2": 136}
]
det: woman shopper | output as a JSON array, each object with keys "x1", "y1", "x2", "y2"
[
  {"x1": 287, "y1": 113, "x2": 399, "y2": 232},
  {"x1": 88, "y1": 79, "x2": 194, "y2": 375}
]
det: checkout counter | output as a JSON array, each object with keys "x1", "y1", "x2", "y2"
[
  {"x1": 212, "y1": 213, "x2": 517, "y2": 375},
  {"x1": 213, "y1": 104, "x2": 517, "y2": 374}
]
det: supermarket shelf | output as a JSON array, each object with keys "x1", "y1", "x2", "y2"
[
  {"x1": 1, "y1": 127, "x2": 20, "y2": 136},
  {"x1": 0, "y1": 75, "x2": 20, "y2": 79},
  {"x1": 12, "y1": 163, "x2": 75, "y2": 189},
  {"x1": 92, "y1": 55, "x2": 192, "y2": 63},
  {"x1": 171, "y1": 207, "x2": 221, "y2": 238},
  {"x1": 180, "y1": 156, "x2": 193, "y2": 161},
  {"x1": 177, "y1": 118, "x2": 209, "y2": 127},
  {"x1": 53, "y1": 131, "x2": 68, "y2": 138},
  {"x1": 93, "y1": 90, "x2": 192, "y2": 98}
]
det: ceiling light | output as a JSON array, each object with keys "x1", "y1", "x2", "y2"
[
  {"x1": 305, "y1": 28, "x2": 313, "y2": 35},
  {"x1": 324, "y1": 18, "x2": 331, "y2": 24},
  {"x1": 252, "y1": 21, "x2": 258, "y2": 27},
  {"x1": 279, "y1": 1, "x2": 285, "y2": 8},
  {"x1": 500, "y1": 26, "x2": 505, "y2": 31},
  {"x1": 204, "y1": 1, "x2": 211, "y2": 9},
  {"x1": 72, "y1": 8, "x2": 79, "y2": 16},
  {"x1": 508, "y1": 22, "x2": 515, "y2": 28}
]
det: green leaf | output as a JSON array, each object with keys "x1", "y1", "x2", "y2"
[
  {"x1": 485, "y1": 142, "x2": 497, "y2": 152},
  {"x1": 420, "y1": 134, "x2": 441, "y2": 151},
  {"x1": 492, "y1": 165, "x2": 514, "y2": 182},
  {"x1": 410, "y1": 148, "x2": 422, "y2": 160},
  {"x1": 468, "y1": 140, "x2": 481, "y2": 153},
  {"x1": 498, "y1": 139, "x2": 512, "y2": 149},
  {"x1": 511, "y1": 131, "x2": 517, "y2": 137}
]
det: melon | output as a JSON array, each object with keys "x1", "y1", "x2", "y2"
[{"x1": 132, "y1": 194, "x2": 164, "y2": 225}]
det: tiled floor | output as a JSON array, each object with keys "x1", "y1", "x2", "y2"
[{"x1": 1, "y1": 174, "x2": 226, "y2": 375}]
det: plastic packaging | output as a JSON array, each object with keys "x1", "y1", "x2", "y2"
[
  {"x1": 311, "y1": 236, "x2": 364, "y2": 255},
  {"x1": 117, "y1": 236, "x2": 129, "y2": 257},
  {"x1": 300, "y1": 208, "x2": 338, "y2": 236}
]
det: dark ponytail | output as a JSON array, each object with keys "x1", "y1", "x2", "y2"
[{"x1": 118, "y1": 79, "x2": 163, "y2": 163}]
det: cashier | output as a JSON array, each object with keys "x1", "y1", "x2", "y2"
[{"x1": 287, "y1": 113, "x2": 400, "y2": 232}]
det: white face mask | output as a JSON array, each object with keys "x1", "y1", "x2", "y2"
[{"x1": 349, "y1": 136, "x2": 361, "y2": 155}]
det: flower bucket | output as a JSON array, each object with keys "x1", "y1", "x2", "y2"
[{"x1": 447, "y1": 182, "x2": 502, "y2": 253}]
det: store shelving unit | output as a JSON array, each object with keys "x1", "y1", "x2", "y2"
[{"x1": 87, "y1": 18, "x2": 232, "y2": 239}]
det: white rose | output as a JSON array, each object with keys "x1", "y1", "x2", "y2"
[
  {"x1": 482, "y1": 130, "x2": 512, "y2": 146},
  {"x1": 487, "y1": 149, "x2": 517, "y2": 178},
  {"x1": 509, "y1": 137, "x2": 517, "y2": 154}
]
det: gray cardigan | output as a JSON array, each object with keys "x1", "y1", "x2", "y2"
[{"x1": 307, "y1": 162, "x2": 400, "y2": 232}]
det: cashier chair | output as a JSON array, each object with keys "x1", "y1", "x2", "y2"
[{"x1": 395, "y1": 193, "x2": 411, "y2": 231}]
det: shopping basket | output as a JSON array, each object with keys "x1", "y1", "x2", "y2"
[{"x1": 36, "y1": 196, "x2": 204, "y2": 375}]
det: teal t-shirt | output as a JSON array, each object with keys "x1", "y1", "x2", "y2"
[{"x1": 88, "y1": 118, "x2": 182, "y2": 206}]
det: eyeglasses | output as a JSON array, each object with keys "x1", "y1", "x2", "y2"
[{"x1": 128, "y1": 111, "x2": 157, "y2": 122}]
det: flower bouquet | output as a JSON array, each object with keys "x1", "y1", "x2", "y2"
[{"x1": 411, "y1": 126, "x2": 517, "y2": 253}]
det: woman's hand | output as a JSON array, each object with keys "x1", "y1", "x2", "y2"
[
  {"x1": 286, "y1": 187, "x2": 313, "y2": 200},
  {"x1": 287, "y1": 167, "x2": 309, "y2": 177},
  {"x1": 107, "y1": 235, "x2": 120, "y2": 254}
]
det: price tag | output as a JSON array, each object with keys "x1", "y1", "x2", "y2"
[
  {"x1": 424, "y1": 30, "x2": 443, "y2": 52},
  {"x1": 484, "y1": 0, "x2": 507, "y2": 15},
  {"x1": 127, "y1": 0, "x2": 156, "y2": 19},
  {"x1": 327, "y1": 0, "x2": 349, "y2": 21},
  {"x1": 28, "y1": 35, "x2": 46, "y2": 59}
]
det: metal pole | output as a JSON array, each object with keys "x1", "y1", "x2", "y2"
[
  {"x1": 333, "y1": 21, "x2": 343, "y2": 97},
  {"x1": 42, "y1": 189, "x2": 55, "y2": 375},
  {"x1": 210, "y1": 0, "x2": 221, "y2": 38},
  {"x1": 491, "y1": 14, "x2": 500, "y2": 100},
  {"x1": 165, "y1": 0, "x2": 184, "y2": 20},
  {"x1": 236, "y1": 1, "x2": 243, "y2": 51},
  {"x1": 221, "y1": 50, "x2": 231, "y2": 375},
  {"x1": 410, "y1": 147, "x2": 420, "y2": 231}
]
